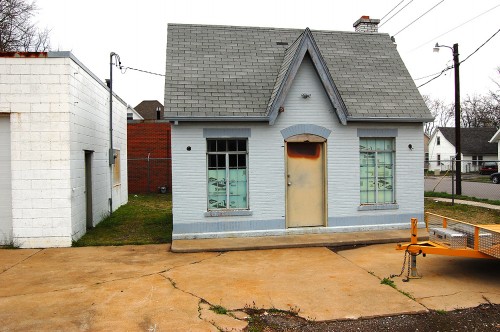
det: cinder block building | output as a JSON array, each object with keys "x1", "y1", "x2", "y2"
[{"x1": 0, "y1": 52, "x2": 128, "y2": 248}]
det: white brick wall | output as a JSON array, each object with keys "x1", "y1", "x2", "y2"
[
  {"x1": 171, "y1": 55, "x2": 424, "y2": 237},
  {"x1": 0, "y1": 53, "x2": 128, "y2": 248}
]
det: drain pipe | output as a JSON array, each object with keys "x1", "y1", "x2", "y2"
[{"x1": 109, "y1": 52, "x2": 121, "y2": 215}]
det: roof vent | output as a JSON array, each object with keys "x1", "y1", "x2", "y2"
[
  {"x1": 353, "y1": 16, "x2": 380, "y2": 33},
  {"x1": 276, "y1": 41, "x2": 289, "y2": 46}
]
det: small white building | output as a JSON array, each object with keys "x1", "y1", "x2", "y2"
[
  {"x1": 428, "y1": 127, "x2": 498, "y2": 172},
  {"x1": 490, "y1": 128, "x2": 500, "y2": 164},
  {"x1": 0, "y1": 52, "x2": 128, "y2": 248},
  {"x1": 164, "y1": 20, "x2": 433, "y2": 241}
]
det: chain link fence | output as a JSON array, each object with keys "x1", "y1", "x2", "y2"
[
  {"x1": 128, "y1": 157, "x2": 172, "y2": 194},
  {"x1": 425, "y1": 160, "x2": 500, "y2": 201}
]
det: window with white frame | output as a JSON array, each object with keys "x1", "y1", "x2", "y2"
[
  {"x1": 207, "y1": 139, "x2": 248, "y2": 210},
  {"x1": 359, "y1": 138, "x2": 395, "y2": 204},
  {"x1": 472, "y1": 155, "x2": 483, "y2": 166}
]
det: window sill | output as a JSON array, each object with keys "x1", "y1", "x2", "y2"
[
  {"x1": 358, "y1": 204, "x2": 399, "y2": 211},
  {"x1": 204, "y1": 210, "x2": 253, "y2": 217}
]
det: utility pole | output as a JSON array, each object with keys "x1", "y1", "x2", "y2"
[
  {"x1": 453, "y1": 43, "x2": 461, "y2": 195},
  {"x1": 109, "y1": 52, "x2": 120, "y2": 215}
]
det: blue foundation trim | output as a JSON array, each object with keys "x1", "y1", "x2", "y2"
[{"x1": 172, "y1": 213, "x2": 424, "y2": 239}]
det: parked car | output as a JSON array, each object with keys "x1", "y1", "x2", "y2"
[
  {"x1": 479, "y1": 161, "x2": 498, "y2": 175},
  {"x1": 491, "y1": 172, "x2": 500, "y2": 184}
]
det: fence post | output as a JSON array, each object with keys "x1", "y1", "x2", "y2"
[
  {"x1": 147, "y1": 153, "x2": 151, "y2": 193},
  {"x1": 451, "y1": 157, "x2": 455, "y2": 205}
]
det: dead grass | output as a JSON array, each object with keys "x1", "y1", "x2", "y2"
[{"x1": 425, "y1": 198, "x2": 500, "y2": 225}]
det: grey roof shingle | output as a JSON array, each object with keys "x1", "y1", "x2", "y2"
[
  {"x1": 164, "y1": 24, "x2": 432, "y2": 122},
  {"x1": 438, "y1": 127, "x2": 498, "y2": 155}
]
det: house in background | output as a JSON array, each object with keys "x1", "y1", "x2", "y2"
[
  {"x1": 490, "y1": 128, "x2": 500, "y2": 165},
  {"x1": 127, "y1": 100, "x2": 171, "y2": 193},
  {"x1": 127, "y1": 105, "x2": 144, "y2": 120},
  {"x1": 165, "y1": 18, "x2": 432, "y2": 241},
  {"x1": 428, "y1": 127, "x2": 498, "y2": 172},
  {"x1": 0, "y1": 52, "x2": 128, "y2": 248},
  {"x1": 424, "y1": 133, "x2": 430, "y2": 170}
]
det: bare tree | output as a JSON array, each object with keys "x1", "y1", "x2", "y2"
[
  {"x1": 460, "y1": 93, "x2": 499, "y2": 129},
  {"x1": 422, "y1": 95, "x2": 454, "y2": 136},
  {"x1": 0, "y1": 0, "x2": 50, "y2": 52}
]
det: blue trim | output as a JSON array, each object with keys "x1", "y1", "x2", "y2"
[
  {"x1": 204, "y1": 210, "x2": 253, "y2": 217},
  {"x1": 358, "y1": 204, "x2": 399, "y2": 211},
  {"x1": 173, "y1": 219, "x2": 285, "y2": 234},
  {"x1": 203, "y1": 128, "x2": 251, "y2": 138},
  {"x1": 281, "y1": 124, "x2": 332, "y2": 140},
  {"x1": 173, "y1": 212, "x2": 423, "y2": 236},
  {"x1": 357, "y1": 129, "x2": 398, "y2": 137}
]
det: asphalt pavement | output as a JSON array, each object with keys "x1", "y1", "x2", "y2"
[{"x1": 425, "y1": 177, "x2": 500, "y2": 200}]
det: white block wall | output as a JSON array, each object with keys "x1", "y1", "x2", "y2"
[
  {"x1": 171, "y1": 56, "x2": 425, "y2": 239},
  {"x1": 0, "y1": 53, "x2": 128, "y2": 248}
]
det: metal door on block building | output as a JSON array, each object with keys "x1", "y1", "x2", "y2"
[{"x1": 285, "y1": 135, "x2": 326, "y2": 228}]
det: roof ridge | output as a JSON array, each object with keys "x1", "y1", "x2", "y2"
[{"x1": 166, "y1": 23, "x2": 390, "y2": 36}]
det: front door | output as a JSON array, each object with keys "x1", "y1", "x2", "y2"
[{"x1": 286, "y1": 139, "x2": 326, "y2": 227}]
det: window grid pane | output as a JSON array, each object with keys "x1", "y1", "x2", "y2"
[
  {"x1": 207, "y1": 139, "x2": 248, "y2": 210},
  {"x1": 360, "y1": 138, "x2": 395, "y2": 204}
]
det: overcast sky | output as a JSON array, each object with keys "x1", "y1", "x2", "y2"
[{"x1": 36, "y1": 0, "x2": 500, "y2": 108}]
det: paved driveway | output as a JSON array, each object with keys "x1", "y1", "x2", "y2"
[
  {"x1": 0, "y1": 244, "x2": 498, "y2": 331},
  {"x1": 425, "y1": 177, "x2": 500, "y2": 200}
]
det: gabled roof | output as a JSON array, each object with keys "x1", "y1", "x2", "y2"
[
  {"x1": 490, "y1": 128, "x2": 500, "y2": 143},
  {"x1": 438, "y1": 127, "x2": 498, "y2": 155},
  {"x1": 266, "y1": 28, "x2": 348, "y2": 125},
  {"x1": 134, "y1": 100, "x2": 164, "y2": 120},
  {"x1": 164, "y1": 24, "x2": 432, "y2": 124}
]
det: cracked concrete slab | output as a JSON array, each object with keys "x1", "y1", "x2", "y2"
[
  {"x1": 1, "y1": 243, "x2": 498, "y2": 330},
  {"x1": 165, "y1": 247, "x2": 426, "y2": 321},
  {"x1": 0, "y1": 249, "x2": 39, "y2": 273},
  {"x1": 338, "y1": 243, "x2": 500, "y2": 311},
  {"x1": 0, "y1": 274, "x2": 216, "y2": 331},
  {"x1": 0, "y1": 244, "x2": 215, "y2": 297},
  {"x1": 199, "y1": 302, "x2": 248, "y2": 331}
]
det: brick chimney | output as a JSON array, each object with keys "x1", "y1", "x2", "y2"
[{"x1": 353, "y1": 16, "x2": 380, "y2": 33}]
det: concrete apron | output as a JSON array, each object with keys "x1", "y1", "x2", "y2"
[{"x1": 0, "y1": 244, "x2": 498, "y2": 331}]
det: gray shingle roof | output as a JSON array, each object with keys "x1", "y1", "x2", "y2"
[
  {"x1": 164, "y1": 23, "x2": 432, "y2": 123},
  {"x1": 438, "y1": 127, "x2": 498, "y2": 155}
]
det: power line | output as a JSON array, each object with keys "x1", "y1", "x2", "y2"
[
  {"x1": 408, "y1": 3, "x2": 500, "y2": 53},
  {"x1": 417, "y1": 66, "x2": 453, "y2": 88},
  {"x1": 460, "y1": 28, "x2": 500, "y2": 65},
  {"x1": 414, "y1": 69, "x2": 449, "y2": 81},
  {"x1": 120, "y1": 65, "x2": 165, "y2": 77},
  {"x1": 393, "y1": 0, "x2": 445, "y2": 37},
  {"x1": 379, "y1": 0, "x2": 415, "y2": 28},
  {"x1": 416, "y1": 28, "x2": 500, "y2": 88},
  {"x1": 380, "y1": 0, "x2": 406, "y2": 22}
]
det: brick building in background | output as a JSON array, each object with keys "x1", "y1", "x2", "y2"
[{"x1": 127, "y1": 100, "x2": 171, "y2": 194}]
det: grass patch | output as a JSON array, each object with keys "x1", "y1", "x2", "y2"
[
  {"x1": 73, "y1": 194, "x2": 172, "y2": 246},
  {"x1": 381, "y1": 277, "x2": 396, "y2": 288},
  {"x1": 425, "y1": 191, "x2": 500, "y2": 206},
  {"x1": 210, "y1": 305, "x2": 228, "y2": 315},
  {"x1": 381, "y1": 277, "x2": 415, "y2": 300},
  {"x1": 425, "y1": 198, "x2": 500, "y2": 225}
]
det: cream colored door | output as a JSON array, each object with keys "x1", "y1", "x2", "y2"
[{"x1": 286, "y1": 141, "x2": 326, "y2": 227}]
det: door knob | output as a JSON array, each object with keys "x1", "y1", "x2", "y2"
[{"x1": 288, "y1": 182, "x2": 292, "y2": 186}]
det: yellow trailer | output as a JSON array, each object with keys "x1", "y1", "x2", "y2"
[{"x1": 395, "y1": 213, "x2": 499, "y2": 279}]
